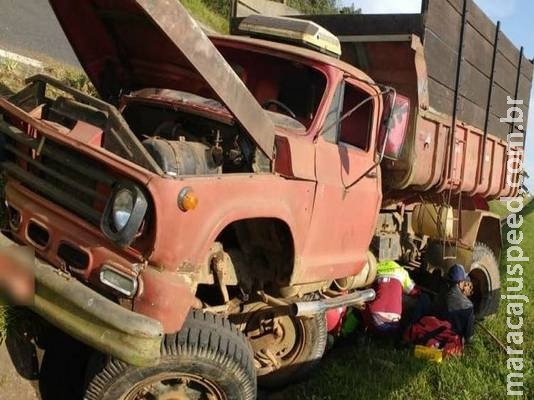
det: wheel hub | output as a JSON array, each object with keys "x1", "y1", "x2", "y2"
[
  {"x1": 126, "y1": 373, "x2": 223, "y2": 400},
  {"x1": 241, "y1": 304, "x2": 305, "y2": 375}
]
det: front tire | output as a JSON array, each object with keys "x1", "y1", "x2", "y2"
[{"x1": 84, "y1": 310, "x2": 256, "y2": 400}]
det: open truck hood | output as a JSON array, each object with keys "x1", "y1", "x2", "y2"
[{"x1": 48, "y1": 0, "x2": 275, "y2": 159}]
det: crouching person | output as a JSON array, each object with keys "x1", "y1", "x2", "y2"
[
  {"x1": 439, "y1": 264, "x2": 475, "y2": 342},
  {"x1": 402, "y1": 264, "x2": 475, "y2": 358},
  {"x1": 363, "y1": 260, "x2": 420, "y2": 336}
]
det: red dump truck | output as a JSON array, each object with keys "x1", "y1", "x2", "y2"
[{"x1": 0, "y1": 0, "x2": 531, "y2": 399}]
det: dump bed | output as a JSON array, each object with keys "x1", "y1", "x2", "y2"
[{"x1": 233, "y1": 0, "x2": 533, "y2": 198}]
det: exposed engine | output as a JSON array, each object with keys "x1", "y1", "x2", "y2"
[{"x1": 121, "y1": 93, "x2": 270, "y2": 176}]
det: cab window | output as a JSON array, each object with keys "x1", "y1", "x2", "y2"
[{"x1": 338, "y1": 82, "x2": 373, "y2": 151}]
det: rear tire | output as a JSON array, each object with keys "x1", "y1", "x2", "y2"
[
  {"x1": 468, "y1": 242, "x2": 500, "y2": 318},
  {"x1": 84, "y1": 310, "x2": 256, "y2": 400},
  {"x1": 237, "y1": 299, "x2": 327, "y2": 389},
  {"x1": 258, "y1": 313, "x2": 327, "y2": 388}
]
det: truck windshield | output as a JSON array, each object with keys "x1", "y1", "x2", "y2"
[{"x1": 218, "y1": 46, "x2": 327, "y2": 130}]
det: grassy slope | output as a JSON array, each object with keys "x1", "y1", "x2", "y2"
[
  {"x1": 0, "y1": 59, "x2": 95, "y2": 97},
  {"x1": 272, "y1": 201, "x2": 534, "y2": 400},
  {"x1": 489, "y1": 199, "x2": 514, "y2": 218},
  {"x1": 181, "y1": 0, "x2": 229, "y2": 33}
]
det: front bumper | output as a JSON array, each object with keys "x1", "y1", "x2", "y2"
[{"x1": 0, "y1": 233, "x2": 163, "y2": 367}]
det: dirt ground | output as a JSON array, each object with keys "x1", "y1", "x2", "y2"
[{"x1": 0, "y1": 342, "x2": 40, "y2": 400}]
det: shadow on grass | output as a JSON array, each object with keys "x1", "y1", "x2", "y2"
[{"x1": 262, "y1": 335, "x2": 427, "y2": 400}]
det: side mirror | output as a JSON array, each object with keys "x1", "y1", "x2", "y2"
[{"x1": 378, "y1": 93, "x2": 410, "y2": 161}]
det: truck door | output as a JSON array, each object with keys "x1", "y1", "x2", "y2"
[{"x1": 299, "y1": 80, "x2": 382, "y2": 282}]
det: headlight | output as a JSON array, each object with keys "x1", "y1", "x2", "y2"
[
  {"x1": 112, "y1": 188, "x2": 135, "y2": 231},
  {"x1": 101, "y1": 181, "x2": 148, "y2": 247}
]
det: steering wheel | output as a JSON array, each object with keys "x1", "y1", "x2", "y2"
[{"x1": 261, "y1": 99, "x2": 297, "y2": 119}]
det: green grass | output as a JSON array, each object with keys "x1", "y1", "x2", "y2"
[
  {"x1": 0, "y1": 59, "x2": 95, "y2": 98},
  {"x1": 181, "y1": 0, "x2": 229, "y2": 33},
  {"x1": 272, "y1": 201, "x2": 534, "y2": 400},
  {"x1": 0, "y1": 304, "x2": 7, "y2": 344},
  {"x1": 489, "y1": 200, "x2": 512, "y2": 219}
]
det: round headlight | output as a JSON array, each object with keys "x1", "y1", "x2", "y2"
[
  {"x1": 112, "y1": 188, "x2": 134, "y2": 232},
  {"x1": 101, "y1": 181, "x2": 148, "y2": 247}
]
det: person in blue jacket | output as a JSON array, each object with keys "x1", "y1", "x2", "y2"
[{"x1": 440, "y1": 264, "x2": 475, "y2": 342}]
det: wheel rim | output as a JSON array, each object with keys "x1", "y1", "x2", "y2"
[
  {"x1": 124, "y1": 372, "x2": 226, "y2": 400},
  {"x1": 242, "y1": 305, "x2": 306, "y2": 376}
]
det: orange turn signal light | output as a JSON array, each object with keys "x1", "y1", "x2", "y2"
[{"x1": 178, "y1": 187, "x2": 199, "y2": 212}]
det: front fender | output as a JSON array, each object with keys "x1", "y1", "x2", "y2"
[
  {"x1": 146, "y1": 174, "x2": 315, "y2": 274},
  {"x1": 460, "y1": 209, "x2": 502, "y2": 260}
]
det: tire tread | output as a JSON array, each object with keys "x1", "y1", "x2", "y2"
[{"x1": 84, "y1": 310, "x2": 256, "y2": 400}]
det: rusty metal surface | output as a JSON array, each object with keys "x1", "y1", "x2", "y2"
[
  {"x1": 68, "y1": 120, "x2": 104, "y2": 146},
  {"x1": 5, "y1": 180, "x2": 144, "y2": 282},
  {"x1": 0, "y1": 95, "x2": 157, "y2": 186},
  {"x1": 48, "y1": 0, "x2": 276, "y2": 159},
  {"x1": 299, "y1": 32, "x2": 521, "y2": 199},
  {"x1": 21, "y1": 75, "x2": 163, "y2": 174},
  {"x1": 1, "y1": 1, "x2": 512, "y2": 333},
  {"x1": 4, "y1": 180, "x2": 199, "y2": 333},
  {"x1": 133, "y1": 266, "x2": 198, "y2": 334},
  {"x1": 295, "y1": 72, "x2": 383, "y2": 283},
  {"x1": 0, "y1": 232, "x2": 163, "y2": 367},
  {"x1": 210, "y1": 34, "x2": 377, "y2": 86},
  {"x1": 144, "y1": 172, "x2": 316, "y2": 277}
]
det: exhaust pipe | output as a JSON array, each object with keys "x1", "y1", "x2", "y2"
[{"x1": 291, "y1": 289, "x2": 376, "y2": 317}]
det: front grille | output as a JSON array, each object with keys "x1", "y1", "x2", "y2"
[{"x1": 0, "y1": 120, "x2": 114, "y2": 226}]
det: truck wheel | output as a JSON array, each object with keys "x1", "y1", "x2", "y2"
[
  {"x1": 469, "y1": 242, "x2": 500, "y2": 318},
  {"x1": 239, "y1": 303, "x2": 327, "y2": 388},
  {"x1": 84, "y1": 310, "x2": 256, "y2": 400}
]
